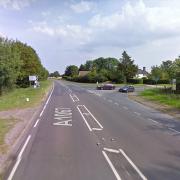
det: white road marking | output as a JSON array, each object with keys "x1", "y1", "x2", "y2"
[
  {"x1": 102, "y1": 151, "x2": 122, "y2": 180},
  {"x1": 168, "y1": 128, "x2": 180, "y2": 134},
  {"x1": 69, "y1": 94, "x2": 75, "y2": 102},
  {"x1": 92, "y1": 128, "x2": 103, "y2": 131},
  {"x1": 69, "y1": 94, "x2": 79, "y2": 102},
  {"x1": 7, "y1": 135, "x2": 31, "y2": 180},
  {"x1": 134, "y1": 112, "x2": 141, "y2": 116},
  {"x1": 119, "y1": 149, "x2": 147, "y2": 180},
  {"x1": 40, "y1": 83, "x2": 54, "y2": 117},
  {"x1": 33, "y1": 119, "x2": 40, "y2": 128},
  {"x1": 114, "y1": 103, "x2": 119, "y2": 106},
  {"x1": 148, "y1": 118, "x2": 161, "y2": 125},
  {"x1": 77, "y1": 105, "x2": 92, "y2": 131},
  {"x1": 83, "y1": 105, "x2": 103, "y2": 129},
  {"x1": 103, "y1": 148, "x2": 120, "y2": 154},
  {"x1": 108, "y1": 99, "x2": 113, "y2": 103},
  {"x1": 123, "y1": 106, "x2": 128, "y2": 110}
]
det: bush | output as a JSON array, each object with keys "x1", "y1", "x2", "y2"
[{"x1": 127, "y1": 78, "x2": 142, "y2": 84}]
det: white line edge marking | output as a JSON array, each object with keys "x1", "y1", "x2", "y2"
[
  {"x1": 148, "y1": 118, "x2": 160, "y2": 125},
  {"x1": 168, "y1": 128, "x2": 180, "y2": 134},
  {"x1": 77, "y1": 105, "x2": 92, "y2": 131},
  {"x1": 8, "y1": 135, "x2": 31, "y2": 180},
  {"x1": 102, "y1": 151, "x2": 122, "y2": 180},
  {"x1": 92, "y1": 128, "x2": 103, "y2": 131},
  {"x1": 123, "y1": 106, "x2": 128, "y2": 110},
  {"x1": 119, "y1": 149, "x2": 147, "y2": 180},
  {"x1": 33, "y1": 119, "x2": 40, "y2": 128},
  {"x1": 69, "y1": 94, "x2": 75, "y2": 102},
  {"x1": 134, "y1": 112, "x2": 141, "y2": 116},
  {"x1": 83, "y1": 105, "x2": 103, "y2": 129},
  {"x1": 103, "y1": 148, "x2": 120, "y2": 154},
  {"x1": 40, "y1": 83, "x2": 54, "y2": 117}
]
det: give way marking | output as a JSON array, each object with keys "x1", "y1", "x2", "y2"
[{"x1": 53, "y1": 108, "x2": 72, "y2": 126}]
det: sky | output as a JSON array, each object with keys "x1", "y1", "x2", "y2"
[{"x1": 0, "y1": 0, "x2": 180, "y2": 74}]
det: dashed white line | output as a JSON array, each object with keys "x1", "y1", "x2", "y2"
[
  {"x1": 134, "y1": 112, "x2": 141, "y2": 116},
  {"x1": 83, "y1": 105, "x2": 103, "y2": 129},
  {"x1": 102, "y1": 151, "x2": 122, "y2": 180},
  {"x1": 33, "y1": 119, "x2": 40, "y2": 128},
  {"x1": 114, "y1": 103, "x2": 119, "y2": 106},
  {"x1": 103, "y1": 148, "x2": 120, "y2": 154},
  {"x1": 92, "y1": 128, "x2": 103, "y2": 131},
  {"x1": 119, "y1": 149, "x2": 147, "y2": 180},
  {"x1": 148, "y1": 118, "x2": 161, "y2": 125},
  {"x1": 8, "y1": 135, "x2": 31, "y2": 180},
  {"x1": 108, "y1": 99, "x2": 113, "y2": 103},
  {"x1": 168, "y1": 128, "x2": 180, "y2": 134},
  {"x1": 123, "y1": 106, "x2": 128, "y2": 110},
  {"x1": 77, "y1": 105, "x2": 92, "y2": 131}
]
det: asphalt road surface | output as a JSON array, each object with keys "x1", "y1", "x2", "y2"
[{"x1": 6, "y1": 80, "x2": 180, "y2": 180}]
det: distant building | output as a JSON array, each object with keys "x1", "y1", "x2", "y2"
[
  {"x1": 78, "y1": 71, "x2": 90, "y2": 77},
  {"x1": 136, "y1": 67, "x2": 149, "y2": 78}
]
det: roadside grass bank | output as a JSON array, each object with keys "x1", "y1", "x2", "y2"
[
  {"x1": 140, "y1": 88, "x2": 180, "y2": 109},
  {"x1": 0, "y1": 80, "x2": 53, "y2": 111},
  {"x1": 0, "y1": 118, "x2": 18, "y2": 154}
]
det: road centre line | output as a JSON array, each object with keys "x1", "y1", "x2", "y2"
[
  {"x1": 92, "y1": 128, "x2": 103, "y2": 131},
  {"x1": 123, "y1": 106, "x2": 128, "y2": 110},
  {"x1": 33, "y1": 119, "x2": 40, "y2": 128},
  {"x1": 103, "y1": 148, "x2": 120, "y2": 154},
  {"x1": 102, "y1": 151, "x2": 122, "y2": 180},
  {"x1": 83, "y1": 105, "x2": 103, "y2": 129},
  {"x1": 77, "y1": 105, "x2": 92, "y2": 131},
  {"x1": 134, "y1": 112, "x2": 141, "y2": 116},
  {"x1": 148, "y1": 118, "x2": 161, "y2": 125},
  {"x1": 168, "y1": 128, "x2": 180, "y2": 134},
  {"x1": 8, "y1": 135, "x2": 31, "y2": 180},
  {"x1": 119, "y1": 149, "x2": 148, "y2": 180}
]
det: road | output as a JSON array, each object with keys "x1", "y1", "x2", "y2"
[{"x1": 5, "y1": 80, "x2": 180, "y2": 180}]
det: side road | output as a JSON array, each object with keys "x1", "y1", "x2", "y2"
[{"x1": 0, "y1": 82, "x2": 54, "y2": 179}]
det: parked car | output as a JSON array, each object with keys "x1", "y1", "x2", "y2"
[
  {"x1": 119, "y1": 85, "x2": 135, "y2": 93},
  {"x1": 97, "y1": 84, "x2": 115, "y2": 90}
]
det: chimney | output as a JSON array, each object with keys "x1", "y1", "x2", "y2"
[{"x1": 143, "y1": 67, "x2": 146, "y2": 72}]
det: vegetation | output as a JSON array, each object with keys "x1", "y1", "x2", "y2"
[
  {"x1": 0, "y1": 118, "x2": 18, "y2": 153},
  {"x1": 64, "y1": 51, "x2": 138, "y2": 83},
  {"x1": 49, "y1": 71, "x2": 61, "y2": 78},
  {"x1": 140, "y1": 88, "x2": 180, "y2": 109},
  {"x1": 0, "y1": 37, "x2": 49, "y2": 94},
  {"x1": 0, "y1": 80, "x2": 52, "y2": 111}
]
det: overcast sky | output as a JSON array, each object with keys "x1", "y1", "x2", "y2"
[{"x1": 0, "y1": 0, "x2": 180, "y2": 73}]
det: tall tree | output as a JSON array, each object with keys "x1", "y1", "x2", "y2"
[
  {"x1": 64, "y1": 65, "x2": 79, "y2": 77},
  {"x1": 119, "y1": 51, "x2": 138, "y2": 83}
]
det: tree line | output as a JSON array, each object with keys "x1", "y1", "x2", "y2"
[
  {"x1": 0, "y1": 37, "x2": 49, "y2": 94},
  {"x1": 64, "y1": 51, "x2": 138, "y2": 83},
  {"x1": 63, "y1": 51, "x2": 180, "y2": 86}
]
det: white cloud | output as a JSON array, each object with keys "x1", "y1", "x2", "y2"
[
  {"x1": 0, "y1": 0, "x2": 35, "y2": 10},
  {"x1": 30, "y1": 21, "x2": 92, "y2": 44},
  {"x1": 70, "y1": 1, "x2": 94, "y2": 13}
]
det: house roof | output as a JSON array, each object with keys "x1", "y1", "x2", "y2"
[
  {"x1": 78, "y1": 71, "x2": 90, "y2": 76},
  {"x1": 137, "y1": 69, "x2": 149, "y2": 76}
]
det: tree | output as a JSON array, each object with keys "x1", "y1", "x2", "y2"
[
  {"x1": 119, "y1": 51, "x2": 138, "y2": 83},
  {"x1": 64, "y1": 65, "x2": 79, "y2": 77},
  {"x1": 49, "y1": 71, "x2": 60, "y2": 77}
]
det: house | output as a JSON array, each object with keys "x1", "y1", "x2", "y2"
[
  {"x1": 136, "y1": 67, "x2": 149, "y2": 78},
  {"x1": 78, "y1": 71, "x2": 90, "y2": 77}
]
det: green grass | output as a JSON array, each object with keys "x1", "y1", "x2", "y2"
[
  {"x1": 0, "y1": 80, "x2": 52, "y2": 111},
  {"x1": 0, "y1": 118, "x2": 18, "y2": 153},
  {"x1": 140, "y1": 88, "x2": 180, "y2": 109}
]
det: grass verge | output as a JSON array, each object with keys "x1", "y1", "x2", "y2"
[
  {"x1": 140, "y1": 88, "x2": 180, "y2": 109},
  {"x1": 0, "y1": 80, "x2": 53, "y2": 111},
  {"x1": 0, "y1": 118, "x2": 18, "y2": 154}
]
